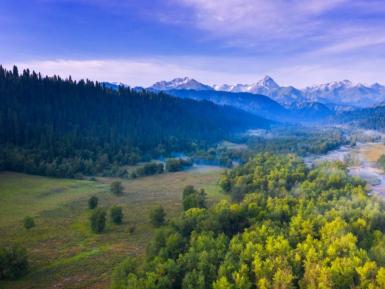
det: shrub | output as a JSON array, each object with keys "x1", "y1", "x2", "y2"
[
  {"x1": 88, "y1": 196, "x2": 98, "y2": 209},
  {"x1": 90, "y1": 209, "x2": 106, "y2": 233},
  {"x1": 165, "y1": 158, "x2": 192, "y2": 172},
  {"x1": 0, "y1": 246, "x2": 29, "y2": 280},
  {"x1": 110, "y1": 206, "x2": 123, "y2": 224},
  {"x1": 111, "y1": 181, "x2": 123, "y2": 196},
  {"x1": 182, "y1": 185, "x2": 207, "y2": 211},
  {"x1": 150, "y1": 205, "x2": 166, "y2": 227},
  {"x1": 135, "y1": 162, "x2": 164, "y2": 177},
  {"x1": 23, "y1": 216, "x2": 35, "y2": 230}
]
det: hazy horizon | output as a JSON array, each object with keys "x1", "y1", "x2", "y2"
[{"x1": 1, "y1": 0, "x2": 385, "y2": 87}]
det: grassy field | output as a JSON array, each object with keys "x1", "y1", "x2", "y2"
[
  {"x1": 0, "y1": 168, "x2": 225, "y2": 289},
  {"x1": 361, "y1": 143, "x2": 385, "y2": 162}
]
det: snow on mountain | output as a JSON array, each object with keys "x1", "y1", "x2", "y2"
[
  {"x1": 303, "y1": 80, "x2": 385, "y2": 107},
  {"x1": 148, "y1": 77, "x2": 213, "y2": 91},
  {"x1": 214, "y1": 77, "x2": 385, "y2": 108},
  {"x1": 254, "y1": 76, "x2": 280, "y2": 90},
  {"x1": 213, "y1": 76, "x2": 278, "y2": 93},
  {"x1": 148, "y1": 76, "x2": 385, "y2": 108},
  {"x1": 213, "y1": 76, "x2": 307, "y2": 106}
]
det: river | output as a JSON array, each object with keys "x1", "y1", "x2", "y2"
[{"x1": 307, "y1": 138, "x2": 385, "y2": 197}]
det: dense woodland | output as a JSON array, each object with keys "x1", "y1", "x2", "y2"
[
  {"x1": 0, "y1": 66, "x2": 269, "y2": 178},
  {"x1": 247, "y1": 129, "x2": 346, "y2": 156},
  {"x1": 340, "y1": 105, "x2": 385, "y2": 131},
  {"x1": 112, "y1": 153, "x2": 385, "y2": 289}
]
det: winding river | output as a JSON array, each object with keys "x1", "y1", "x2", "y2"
[{"x1": 307, "y1": 137, "x2": 385, "y2": 197}]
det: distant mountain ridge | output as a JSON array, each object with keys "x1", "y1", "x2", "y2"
[
  {"x1": 103, "y1": 76, "x2": 384, "y2": 123},
  {"x1": 147, "y1": 76, "x2": 385, "y2": 108},
  {"x1": 149, "y1": 77, "x2": 213, "y2": 91},
  {"x1": 212, "y1": 76, "x2": 306, "y2": 106},
  {"x1": 213, "y1": 76, "x2": 279, "y2": 93},
  {"x1": 303, "y1": 80, "x2": 385, "y2": 107}
]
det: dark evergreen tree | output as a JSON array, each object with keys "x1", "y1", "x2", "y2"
[{"x1": 0, "y1": 65, "x2": 269, "y2": 178}]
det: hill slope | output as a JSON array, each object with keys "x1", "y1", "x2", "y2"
[
  {"x1": 339, "y1": 105, "x2": 385, "y2": 130},
  {"x1": 166, "y1": 89, "x2": 288, "y2": 121},
  {"x1": 0, "y1": 66, "x2": 270, "y2": 177}
]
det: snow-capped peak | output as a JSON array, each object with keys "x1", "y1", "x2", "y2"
[
  {"x1": 302, "y1": 80, "x2": 385, "y2": 107},
  {"x1": 306, "y1": 80, "x2": 354, "y2": 91},
  {"x1": 255, "y1": 76, "x2": 279, "y2": 89},
  {"x1": 213, "y1": 76, "x2": 280, "y2": 93},
  {"x1": 148, "y1": 77, "x2": 213, "y2": 91},
  {"x1": 148, "y1": 75, "x2": 385, "y2": 108}
]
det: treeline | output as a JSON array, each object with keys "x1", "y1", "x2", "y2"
[
  {"x1": 0, "y1": 66, "x2": 269, "y2": 178},
  {"x1": 246, "y1": 129, "x2": 346, "y2": 156},
  {"x1": 112, "y1": 153, "x2": 385, "y2": 289},
  {"x1": 189, "y1": 128, "x2": 347, "y2": 169}
]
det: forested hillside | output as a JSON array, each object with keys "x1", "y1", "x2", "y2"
[
  {"x1": 163, "y1": 89, "x2": 334, "y2": 122},
  {"x1": 339, "y1": 105, "x2": 385, "y2": 131},
  {"x1": 0, "y1": 66, "x2": 269, "y2": 178},
  {"x1": 112, "y1": 153, "x2": 385, "y2": 289},
  {"x1": 166, "y1": 89, "x2": 288, "y2": 121}
]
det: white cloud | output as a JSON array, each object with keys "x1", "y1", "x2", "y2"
[
  {"x1": 314, "y1": 35, "x2": 385, "y2": 54},
  {"x1": 173, "y1": 0, "x2": 385, "y2": 56},
  {"x1": 176, "y1": 0, "x2": 346, "y2": 39}
]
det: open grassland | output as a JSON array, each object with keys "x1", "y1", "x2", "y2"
[
  {"x1": 361, "y1": 143, "x2": 385, "y2": 162},
  {"x1": 0, "y1": 169, "x2": 225, "y2": 289}
]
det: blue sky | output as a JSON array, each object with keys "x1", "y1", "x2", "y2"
[{"x1": 1, "y1": 0, "x2": 385, "y2": 87}]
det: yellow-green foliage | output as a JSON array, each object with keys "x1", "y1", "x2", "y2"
[{"x1": 112, "y1": 154, "x2": 385, "y2": 289}]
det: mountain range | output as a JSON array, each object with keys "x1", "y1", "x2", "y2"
[
  {"x1": 102, "y1": 76, "x2": 385, "y2": 124},
  {"x1": 148, "y1": 76, "x2": 385, "y2": 108}
]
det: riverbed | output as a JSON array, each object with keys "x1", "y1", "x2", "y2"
[{"x1": 307, "y1": 141, "x2": 385, "y2": 197}]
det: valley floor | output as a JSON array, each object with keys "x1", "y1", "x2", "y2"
[
  {"x1": 309, "y1": 141, "x2": 385, "y2": 196},
  {"x1": 0, "y1": 169, "x2": 225, "y2": 289}
]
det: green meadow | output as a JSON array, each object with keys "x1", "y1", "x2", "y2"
[{"x1": 0, "y1": 169, "x2": 225, "y2": 289}]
